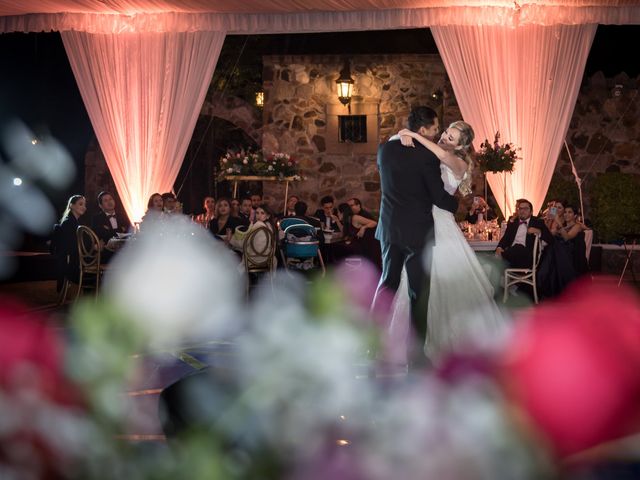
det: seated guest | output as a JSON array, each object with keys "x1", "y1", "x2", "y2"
[
  {"x1": 209, "y1": 198, "x2": 243, "y2": 244},
  {"x1": 161, "y1": 192, "x2": 182, "y2": 216},
  {"x1": 230, "y1": 198, "x2": 240, "y2": 217},
  {"x1": 466, "y1": 196, "x2": 497, "y2": 224},
  {"x1": 91, "y1": 191, "x2": 131, "y2": 262},
  {"x1": 495, "y1": 199, "x2": 553, "y2": 269},
  {"x1": 237, "y1": 196, "x2": 253, "y2": 226},
  {"x1": 544, "y1": 199, "x2": 566, "y2": 235},
  {"x1": 314, "y1": 195, "x2": 341, "y2": 232},
  {"x1": 347, "y1": 197, "x2": 375, "y2": 220},
  {"x1": 537, "y1": 204, "x2": 590, "y2": 299},
  {"x1": 140, "y1": 193, "x2": 164, "y2": 229},
  {"x1": 292, "y1": 201, "x2": 323, "y2": 230},
  {"x1": 194, "y1": 196, "x2": 216, "y2": 228},
  {"x1": 55, "y1": 195, "x2": 87, "y2": 284},
  {"x1": 337, "y1": 202, "x2": 381, "y2": 268},
  {"x1": 278, "y1": 195, "x2": 299, "y2": 219},
  {"x1": 250, "y1": 193, "x2": 262, "y2": 209}
]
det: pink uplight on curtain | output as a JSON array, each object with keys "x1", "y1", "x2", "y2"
[
  {"x1": 61, "y1": 30, "x2": 225, "y2": 222},
  {"x1": 432, "y1": 24, "x2": 596, "y2": 217}
]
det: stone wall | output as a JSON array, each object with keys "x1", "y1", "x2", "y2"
[
  {"x1": 556, "y1": 72, "x2": 640, "y2": 211},
  {"x1": 260, "y1": 54, "x2": 461, "y2": 214}
]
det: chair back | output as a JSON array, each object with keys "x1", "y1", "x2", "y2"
[
  {"x1": 76, "y1": 225, "x2": 101, "y2": 271},
  {"x1": 531, "y1": 233, "x2": 542, "y2": 272},
  {"x1": 279, "y1": 217, "x2": 309, "y2": 231},
  {"x1": 283, "y1": 224, "x2": 319, "y2": 258},
  {"x1": 584, "y1": 229, "x2": 593, "y2": 260},
  {"x1": 243, "y1": 226, "x2": 276, "y2": 272}
]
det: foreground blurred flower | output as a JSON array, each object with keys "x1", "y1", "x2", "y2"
[
  {"x1": 103, "y1": 216, "x2": 243, "y2": 349},
  {"x1": 0, "y1": 298, "x2": 88, "y2": 478},
  {"x1": 498, "y1": 280, "x2": 640, "y2": 457}
]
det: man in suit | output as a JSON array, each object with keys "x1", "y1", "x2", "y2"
[
  {"x1": 371, "y1": 106, "x2": 458, "y2": 345},
  {"x1": 314, "y1": 195, "x2": 341, "y2": 232},
  {"x1": 91, "y1": 191, "x2": 131, "y2": 261},
  {"x1": 495, "y1": 198, "x2": 553, "y2": 268}
]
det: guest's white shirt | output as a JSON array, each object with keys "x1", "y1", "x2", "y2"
[{"x1": 512, "y1": 218, "x2": 529, "y2": 247}]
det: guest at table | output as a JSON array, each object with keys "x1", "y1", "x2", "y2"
[
  {"x1": 250, "y1": 193, "x2": 262, "y2": 210},
  {"x1": 140, "y1": 192, "x2": 164, "y2": 229},
  {"x1": 194, "y1": 196, "x2": 216, "y2": 228},
  {"x1": 209, "y1": 198, "x2": 243, "y2": 245},
  {"x1": 230, "y1": 198, "x2": 240, "y2": 218},
  {"x1": 277, "y1": 195, "x2": 299, "y2": 219},
  {"x1": 466, "y1": 196, "x2": 497, "y2": 224},
  {"x1": 347, "y1": 197, "x2": 376, "y2": 220},
  {"x1": 337, "y1": 202, "x2": 381, "y2": 269},
  {"x1": 56, "y1": 195, "x2": 86, "y2": 284},
  {"x1": 293, "y1": 201, "x2": 323, "y2": 230},
  {"x1": 161, "y1": 192, "x2": 182, "y2": 216},
  {"x1": 544, "y1": 199, "x2": 566, "y2": 235},
  {"x1": 315, "y1": 195, "x2": 341, "y2": 232},
  {"x1": 537, "y1": 204, "x2": 590, "y2": 299},
  {"x1": 238, "y1": 197, "x2": 253, "y2": 226},
  {"x1": 91, "y1": 191, "x2": 131, "y2": 262},
  {"x1": 495, "y1": 199, "x2": 553, "y2": 269}
]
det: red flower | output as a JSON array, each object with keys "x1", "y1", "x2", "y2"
[{"x1": 497, "y1": 280, "x2": 640, "y2": 457}]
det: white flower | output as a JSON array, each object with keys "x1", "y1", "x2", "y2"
[
  {"x1": 268, "y1": 165, "x2": 273, "y2": 171},
  {"x1": 104, "y1": 216, "x2": 242, "y2": 349},
  {"x1": 242, "y1": 159, "x2": 248, "y2": 165}
]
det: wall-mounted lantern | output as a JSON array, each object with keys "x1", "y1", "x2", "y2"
[
  {"x1": 255, "y1": 91, "x2": 265, "y2": 107},
  {"x1": 336, "y1": 60, "x2": 354, "y2": 108}
]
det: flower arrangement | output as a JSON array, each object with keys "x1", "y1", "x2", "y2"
[
  {"x1": 219, "y1": 149, "x2": 300, "y2": 180},
  {"x1": 477, "y1": 132, "x2": 519, "y2": 174}
]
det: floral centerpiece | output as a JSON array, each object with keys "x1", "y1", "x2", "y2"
[
  {"x1": 219, "y1": 149, "x2": 301, "y2": 180},
  {"x1": 477, "y1": 132, "x2": 519, "y2": 174}
]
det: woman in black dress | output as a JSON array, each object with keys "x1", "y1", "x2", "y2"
[
  {"x1": 208, "y1": 198, "x2": 243, "y2": 244},
  {"x1": 56, "y1": 195, "x2": 87, "y2": 283}
]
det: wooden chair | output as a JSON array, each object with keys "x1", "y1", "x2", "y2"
[
  {"x1": 503, "y1": 234, "x2": 542, "y2": 304},
  {"x1": 75, "y1": 225, "x2": 107, "y2": 300},
  {"x1": 242, "y1": 226, "x2": 276, "y2": 295}
]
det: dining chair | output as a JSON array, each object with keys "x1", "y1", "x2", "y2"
[
  {"x1": 75, "y1": 225, "x2": 107, "y2": 300},
  {"x1": 503, "y1": 234, "x2": 542, "y2": 304},
  {"x1": 242, "y1": 226, "x2": 277, "y2": 296}
]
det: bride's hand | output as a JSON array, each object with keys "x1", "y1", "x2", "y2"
[{"x1": 398, "y1": 129, "x2": 415, "y2": 148}]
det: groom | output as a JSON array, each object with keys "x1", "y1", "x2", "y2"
[{"x1": 372, "y1": 106, "x2": 458, "y2": 348}]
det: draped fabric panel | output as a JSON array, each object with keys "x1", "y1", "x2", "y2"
[
  {"x1": 2, "y1": 4, "x2": 640, "y2": 33},
  {"x1": 61, "y1": 30, "x2": 225, "y2": 222},
  {"x1": 432, "y1": 24, "x2": 596, "y2": 217}
]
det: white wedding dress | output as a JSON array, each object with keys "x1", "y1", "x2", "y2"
[{"x1": 388, "y1": 164, "x2": 506, "y2": 363}]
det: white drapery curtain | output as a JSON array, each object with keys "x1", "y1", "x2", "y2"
[
  {"x1": 432, "y1": 24, "x2": 596, "y2": 217},
  {"x1": 61, "y1": 30, "x2": 225, "y2": 222},
  {"x1": 2, "y1": 2, "x2": 640, "y2": 33}
]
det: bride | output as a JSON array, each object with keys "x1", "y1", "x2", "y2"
[{"x1": 388, "y1": 121, "x2": 506, "y2": 363}]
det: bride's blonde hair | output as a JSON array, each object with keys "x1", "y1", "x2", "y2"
[{"x1": 448, "y1": 120, "x2": 475, "y2": 196}]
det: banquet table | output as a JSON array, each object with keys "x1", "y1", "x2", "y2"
[{"x1": 467, "y1": 240, "x2": 498, "y2": 252}]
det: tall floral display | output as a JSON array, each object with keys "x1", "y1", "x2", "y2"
[
  {"x1": 219, "y1": 150, "x2": 300, "y2": 180},
  {"x1": 477, "y1": 132, "x2": 519, "y2": 218}
]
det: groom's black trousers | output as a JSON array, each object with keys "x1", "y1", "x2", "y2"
[{"x1": 374, "y1": 240, "x2": 432, "y2": 343}]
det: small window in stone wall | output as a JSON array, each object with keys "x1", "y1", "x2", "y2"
[{"x1": 339, "y1": 115, "x2": 367, "y2": 143}]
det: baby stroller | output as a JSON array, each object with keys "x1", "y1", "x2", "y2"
[{"x1": 280, "y1": 223, "x2": 325, "y2": 276}]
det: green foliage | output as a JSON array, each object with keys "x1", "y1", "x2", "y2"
[
  {"x1": 590, "y1": 172, "x2": 640, "y2": 242},
  {"x1": 209, "y1": 36, "x2": 263, "y2": 104},
  {"x1": 477, "y1": 132, "x2": 519, "y2": 174},
  {"x1": 543, "y1": 172, "x2": 580, "y2": 211}
]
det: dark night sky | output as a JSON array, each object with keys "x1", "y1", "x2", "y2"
[{"x1": 0, "y1": 25, "x2": 638, "y2": 200}]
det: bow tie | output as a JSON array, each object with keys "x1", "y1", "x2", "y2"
[
  {"x1": 107, "y1": 214, "x2": 116, "y2": 218},
  {"x1": 519, "y1": 220, "x2": 528, "y2": 225}
]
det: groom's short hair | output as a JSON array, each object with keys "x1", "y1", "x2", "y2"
[{"x1": 408, "y1": 106, "x2": 438, "y2": 132}]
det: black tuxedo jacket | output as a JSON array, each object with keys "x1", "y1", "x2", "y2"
[
  {"x1": 497, "y1": 216, "x2": 554, "y2": 251},
  {"x1": 91, "y1": 211, "x2": 130, "y2": 243},
  {"x1": 375, "y1": 139, "x2": 458, "y2": 249}
]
